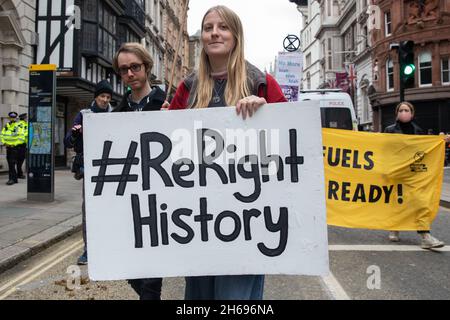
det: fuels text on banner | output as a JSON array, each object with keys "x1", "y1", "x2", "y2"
[
  {"x1": 323, "y1": 128, "x2": 444, "y2": 231},
  {"x1": 83, "y1": 102, "x2": 329, "y2": 280}
]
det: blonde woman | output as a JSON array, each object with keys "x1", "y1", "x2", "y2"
[{"x1": 167, "y1": 5, "x2": 287, "y2": 299}]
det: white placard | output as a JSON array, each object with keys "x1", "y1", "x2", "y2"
[{"x1": 84, "y1": 101, "x2": 329, "y2": 280}]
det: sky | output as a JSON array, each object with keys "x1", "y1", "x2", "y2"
[{"x1": 187, "y1": 0, "x2": 303, "y2": 72}]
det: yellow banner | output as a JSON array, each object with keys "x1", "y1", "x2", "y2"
[{"x1": 323, "y1": 128, "x2": 444, "y2": 231}]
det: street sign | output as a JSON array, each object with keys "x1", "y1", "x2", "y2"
[
  {"x1": 283, "y1": 35, "x2": 301, "y2": 52},
  {"x1": 27, "y1": 64, "x2": 56, "y2": 202}
]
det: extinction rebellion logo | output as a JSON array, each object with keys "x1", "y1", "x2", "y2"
[{"x1": 410, "y1": 151, "x2": 427, "y2": 172}]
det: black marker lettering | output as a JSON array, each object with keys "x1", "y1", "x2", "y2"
[
  {"x1": 171, "y1": 208, "x2": 194, "y2": 244},
  {"x1": 141, "y1": 132, "x2": 174, "y2": 190},
  {"x1": 198, "y1": 128, "x2": 228, "y2": 186},
  {"x1": 257, "y1": 207, "x2": 288, "y2": 257},
  {"x1": 214, "y1": 211, "x2": 241, "y2": 242}
]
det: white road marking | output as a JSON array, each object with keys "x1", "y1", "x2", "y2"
[
  {"x1": 319, "y1": 244, "x2": 449, "y2": 300},
  {"x1": 320, "y1": 271, "x2": 351, "y2": 300},
  {"x1": 0, "y1": 241, "x2": 446, "y2": 300},
  {"x1": 0, "y1": 240, "x2": 84, "y2": 300},
  {"x1": 329, "y1": 245, "x2": 450, "y2": 252}
]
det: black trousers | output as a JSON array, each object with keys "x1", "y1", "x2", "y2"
[
  {"x1": 6, "y1": 147, "x2": 18, "y2": 182},
  {"x1": 128, "y1": 278, "x2": 163, "y2": 300},
  {"x1": 16, "y1": 144, "x2": 26, "y2": 176}
]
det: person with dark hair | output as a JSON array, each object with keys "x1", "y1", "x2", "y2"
[
  {"x1": 384, "y1": 101, "x2": 445, "y2": 249},
  {"x1": 112, "y1": 42, "x2": 165, "y2": 300},
  {"x1": 65, "y1": 80, "x2": 114, "y2": 265},
  {"x1": 112, "y1": 42, "x2": 165, "y2": 113}
]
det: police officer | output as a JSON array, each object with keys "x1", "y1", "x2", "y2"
[
  {"x1": 1, "y1": 112, "x2": 21, "y2": 185},
  {"x1": 16, "y1": 113, "x2": 28, "y2": 179}
]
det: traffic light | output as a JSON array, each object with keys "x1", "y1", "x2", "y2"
[{"x1": 399, "y1": 40, "x2": 415, "y2": 88}]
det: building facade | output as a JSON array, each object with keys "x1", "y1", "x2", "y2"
[
  {"x1": 300, "y1": 0, "x2": 322, "y2": 90},
  {"x1": 315, "y1": 0, "x2": 349, "y2": 86},
  {"x1": 0, "y1": 0, "x2": 192, "y2": 170},
  {"x1": 354, "y1": 0, "x2": 373, "y2": 130},
  {"x1": 144, "y1": 0, "x2": 165, "y2": 84},
  {"x1": 35, "y1": 0, "x2": 145, "y2": 166},
  {"x1": 370, "y1": 0, "x2": 450, "y2": 133},
  {"x1": 164, "y1": 0, "x2": 189, "y2": 95},
  {"x1": 188, "y1": 30, "x2": 201, "y2": 73},
  {"x1": 295, "y1": 0, "x2": 375, "y2": 130},
  {"x1": 0, "y1": 0, "x2": 36, "y2": 172}
]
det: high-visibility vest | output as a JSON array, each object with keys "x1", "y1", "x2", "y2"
[
  {"x1": 1, "y1": 121, "x2": 21, "y2": 147},
  {"x1": 16, "y1": 119, "x2": 28, "y2": 145}
]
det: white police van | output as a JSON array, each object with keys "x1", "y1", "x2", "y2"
[{"x1": 299, "y1": 89, "x2": 358, "y2": 131}]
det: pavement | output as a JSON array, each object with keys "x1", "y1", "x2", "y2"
[
  {"x1": 0, "y1": 170, "x2": 82, "y2": 273},
  {"x1": 0, "y1": 168, "x2": 450, "y2": 274}
]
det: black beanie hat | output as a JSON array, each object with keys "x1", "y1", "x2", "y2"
[{"x1": 95, "y1": 80, "x2": 113, "y2": 98}]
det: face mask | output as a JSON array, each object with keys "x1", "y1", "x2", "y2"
[{"x1": 397, "y1": 112, "x2": 412, "y2": 123}]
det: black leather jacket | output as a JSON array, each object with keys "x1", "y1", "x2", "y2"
[{"x1": 384, "y1": 121, "x2": 424, "y2": 135}]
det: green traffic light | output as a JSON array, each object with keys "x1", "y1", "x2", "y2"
[{"x1": 403, "y1": 64, "x2": 415, "y2": 76}]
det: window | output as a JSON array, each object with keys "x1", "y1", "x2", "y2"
[
  {"x1": 306, "y1": 72, "x2": 311, "y2": 90},
  {"x1": 82, "y1": 23, "x2": 97, "y2": 52},
  {"x1": 362, "y1": 91, "x2": 369, "y2": 122},
  {"x1": 344, "y1": 25, "x2": 356, "y2": 60},
  {"x1": 306, "y1": 53, "x2": 311, "y2": 68},
  {"x1": 360, "y1": 75, "x2": 369, "y2": 122},
  {"x1": 83, "y1": 0, "x2": 97, "y2": 22},
  {"x1": 386, "y1": 59, "x2": 394, "y2": 91},
  {"x1": 321, "y1": 108, "x2": 353, "y2": 130},
  {"x1": 385, "y1": 12, "x2": 391, "y2": 36},
  {"x1": 327, "y1": 0, "x2": 332, "y2": 17},
  {"x1": 327, "y1": 38, "x2": 332, "y2": 70},
  {"x1": 98, "y1": 6, "x2": 117, "y2": 61},
  {"x1": 419, "y1": 51, "x2": 432, "y2": 86},
  {"x1": 322, "y1": 41, "x2": 326, "y2": 62},
  {"x1": 362, "y1": 26, "x2": 368, "y2": 47},
  {"x1": 442, "y1": 58, "x2": 450, "y2": 84},
  {"x1": 82, "y1": 1, "x2": 117, "y2": 62}
]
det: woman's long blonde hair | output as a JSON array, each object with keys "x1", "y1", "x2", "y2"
[{"x1": 192, "y1": 5, "x2": 250, "y2": 108}]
